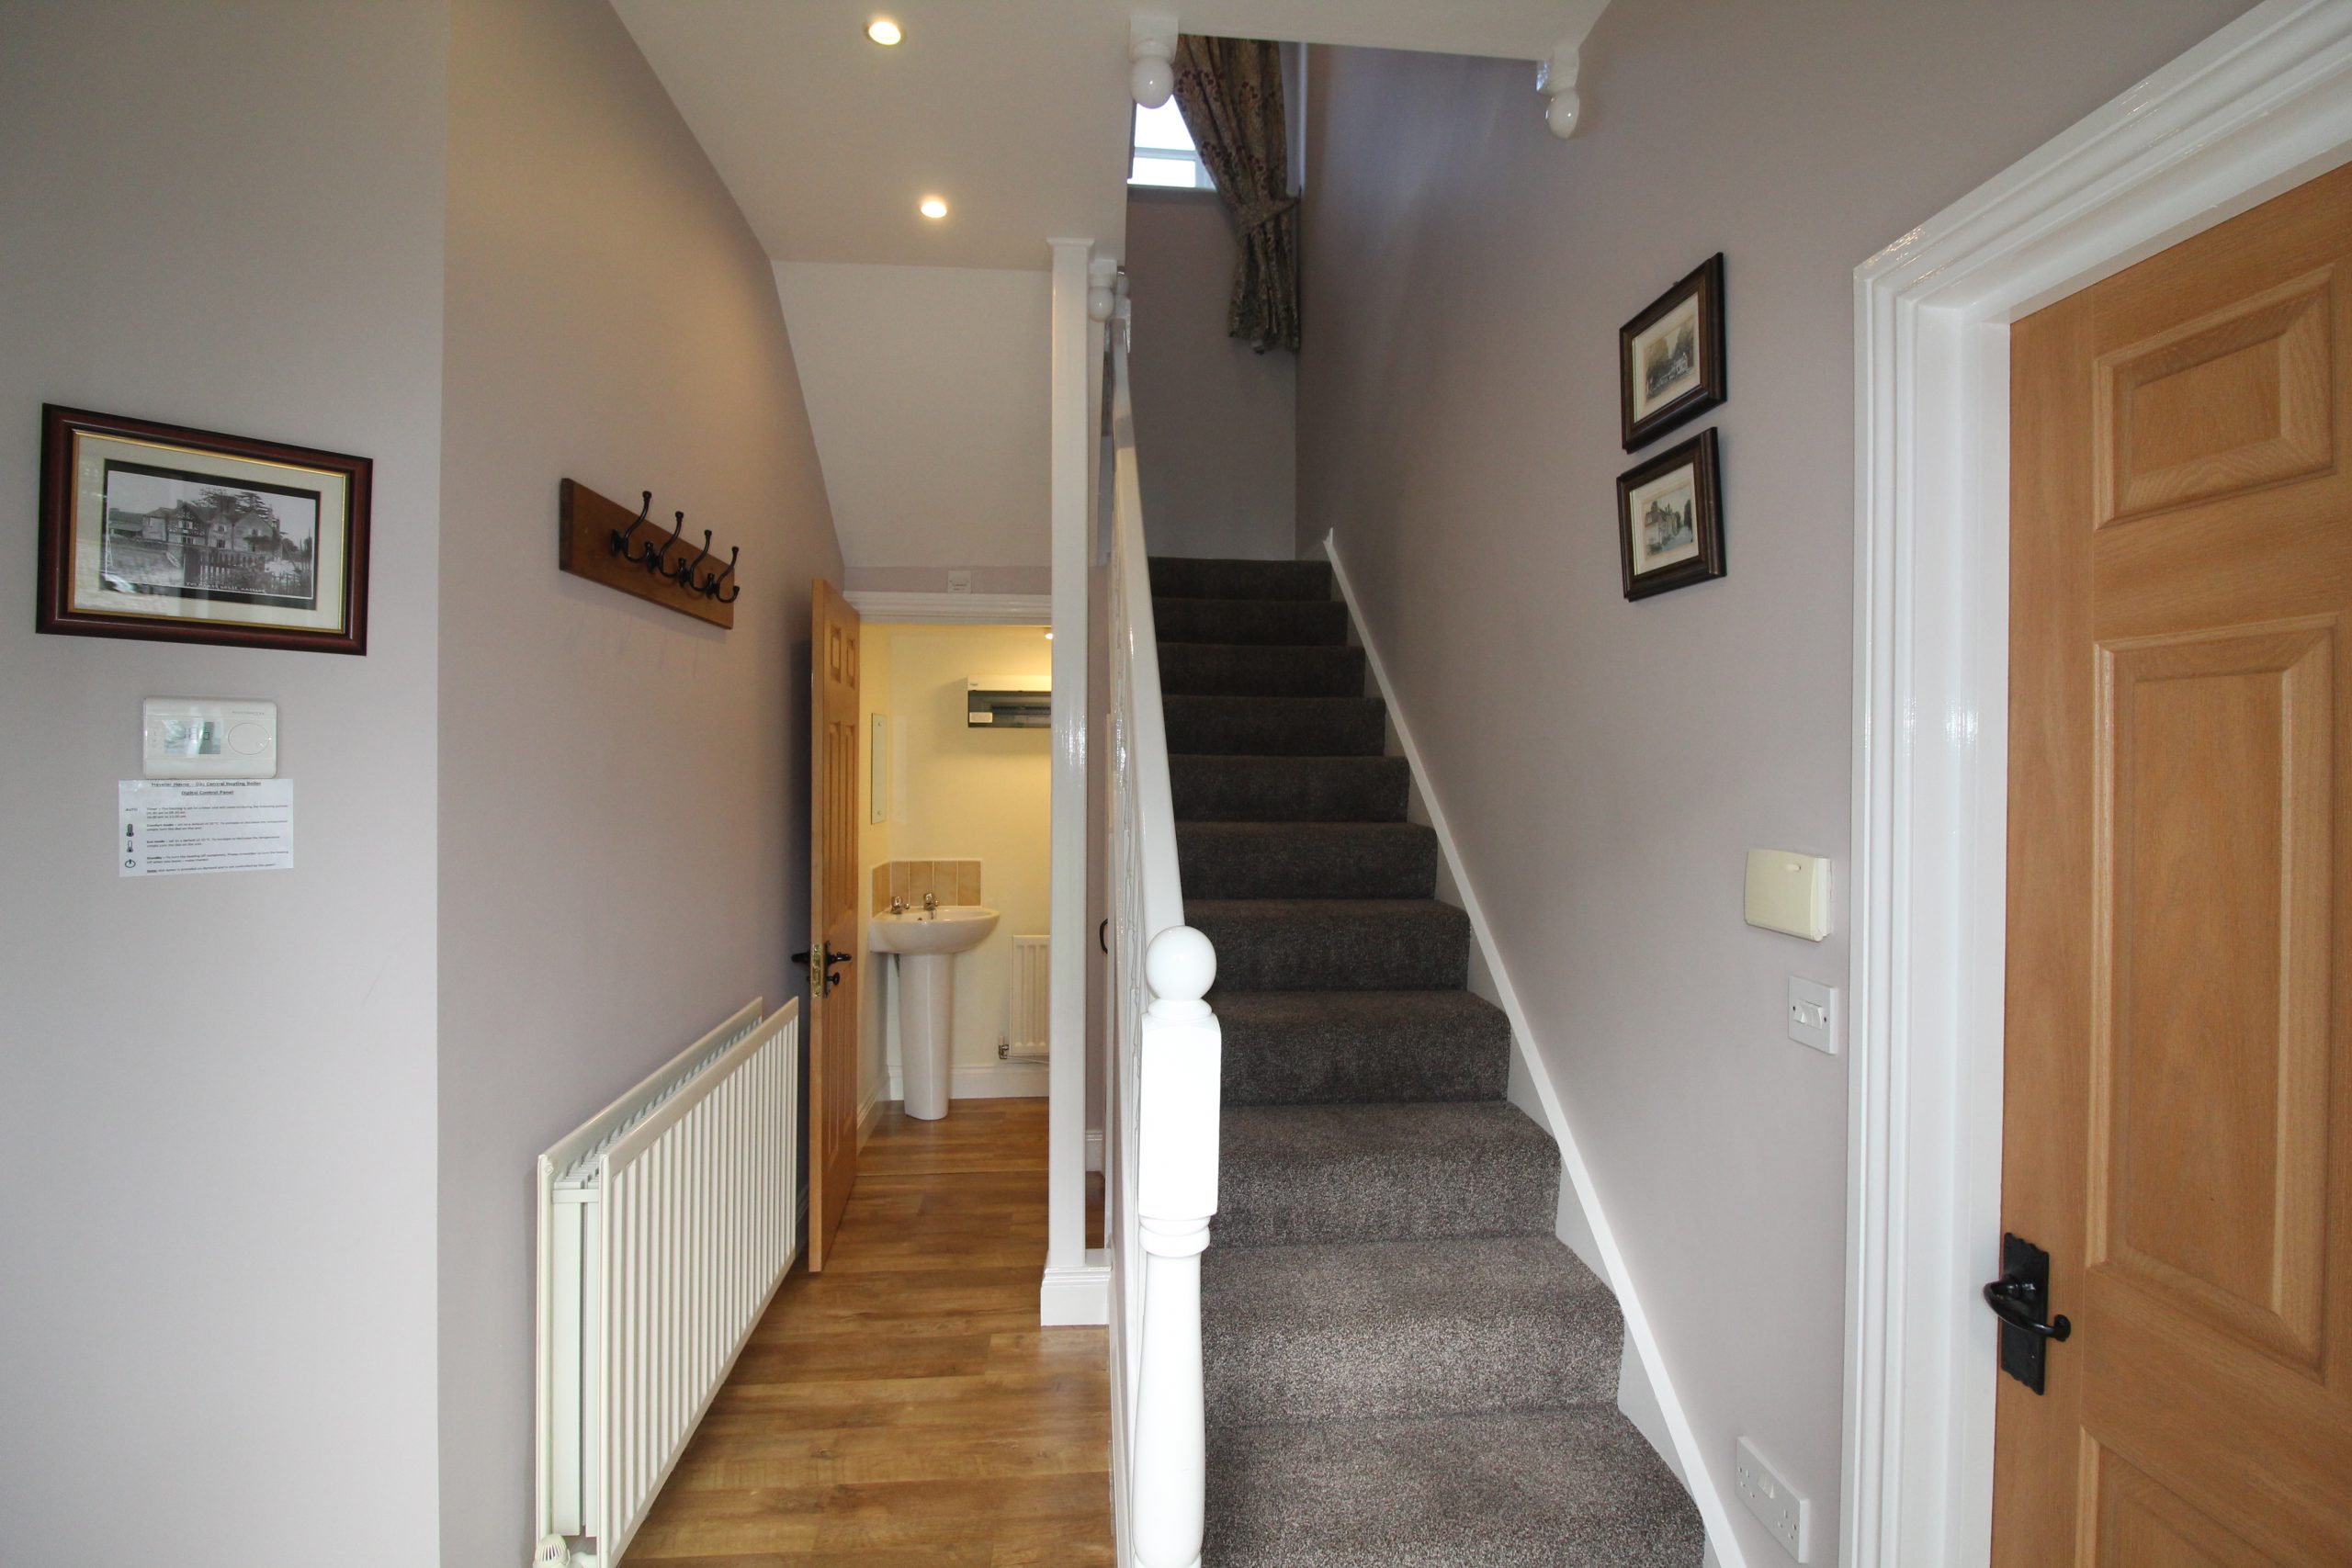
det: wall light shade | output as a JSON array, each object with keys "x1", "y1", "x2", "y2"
[
  {"x1": 1131, "y1": 52, "x2": 1174, "y2": 109},
  {"x1": 919, "y1": 197, "x2": 948, "y2": 219},
  {"x1": 865, "y1": 17, "x2": 901, "y2": 45},
  {"x1": 1087, "y1": 256, "x2": 1120, "y2": 322}
]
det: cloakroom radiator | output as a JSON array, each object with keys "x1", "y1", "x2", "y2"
[
  {"x1": 1006, "y1": 933, "x2": 1050, "y2": 1061},
  {"x1": 534, "y1": 998, "x2": 800, "y2": 1567}
]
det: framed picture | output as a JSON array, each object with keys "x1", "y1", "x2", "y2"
[
  {"x1": 1619, "y1": 253, "x2": 1725, "y2": 450},
  {"x1": 1617, "y1": 428, "x2": 1724, "y2": 600},
  {"x1": 37, "y1": 404, "x2": 370, "y2": 655}
]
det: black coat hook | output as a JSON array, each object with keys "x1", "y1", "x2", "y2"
[
  {"x1": 644, "y1": 510, "x2": 684, "y2": 574},
  {"x1": 673, "y1": 529, "x2": 712, "y2": 586},
  {"x1": 612, "y1": 491, "x2": 655, "y2": 560},
  {"x1": 704, "y1": 545, "x2": 741, "y2": 603}
]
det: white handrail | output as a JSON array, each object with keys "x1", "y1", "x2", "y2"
[{"x1": 1102, "y1": 299, "x2": 1220, "y2": 1568}]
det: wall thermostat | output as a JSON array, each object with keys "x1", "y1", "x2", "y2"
[
  {"x1": 1744, "y1": 848, "x2": 1831, "y2": 942},
  {"x1": 142, "y1": 698, "x2": 277, "y2": 779}
]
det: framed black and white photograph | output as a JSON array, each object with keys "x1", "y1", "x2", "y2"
[
  {"x1": 1617, "y1": 428, "x2": 1724, "y2": 600},
  {"x1": 38, "y1": 405, "x2": 370, "y2": 654},
  {"x1": 1620, "y1": 253, "x2": 1725, "y2": 450}
]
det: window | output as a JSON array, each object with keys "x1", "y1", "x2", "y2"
[{"x1": 1129, "y1": 99, "x2": 1213, "y2": 189}]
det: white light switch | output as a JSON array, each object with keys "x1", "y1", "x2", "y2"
[
  {"x1": 1745, "y1": 849, "x2": 1830, "y2": 941},
  {"x1": 1788, "y1": 976, "x2": 1838, "y2": 1055}
]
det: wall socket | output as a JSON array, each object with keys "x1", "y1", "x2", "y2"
[{"x1": 1735, "y1": 1436, "x2": 1811, "y2": 1561}]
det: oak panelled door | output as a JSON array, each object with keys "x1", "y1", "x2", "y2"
[
  {"x1": 2000, "y1": 163, "x2": 2352, "y2": 1563},
  {"x1": 806, "y1": 580, "x2": 862, "y2": 1272}
]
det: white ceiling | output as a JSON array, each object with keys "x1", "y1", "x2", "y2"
[
  {"x1": 616, "y1": 0, "x2": 1609, "y2": 574},
  {"x1": 613, "y1": 0, "x2": 1607, "y2": 272}
]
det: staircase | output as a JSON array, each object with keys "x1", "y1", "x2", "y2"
[{"x1": 1152, "y1": 555, "x2": 1708, "y2": 1568}]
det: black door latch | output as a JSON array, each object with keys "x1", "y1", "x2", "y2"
[
  {"x1": 789, "y1": 942, "x2": 854, "y2": 996},
  {"x1": 1984, "y1": 1232, "x2": 2071, "y2": 1393}
]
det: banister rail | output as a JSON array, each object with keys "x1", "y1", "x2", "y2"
[{"x1": 1102, "y1": 296, "x2": 1221, "y2": 1568}]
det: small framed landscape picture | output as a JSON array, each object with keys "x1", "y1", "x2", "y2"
[
  {"x1": 1617, "y1": 429, "x2": 1724, "y2": 600},
  {"x1": 38, "y1": 405, "x2": 370, "y2": 655},
  {"x1": 1620, "y1": 253, "x2": 1725, "y2": 450}
]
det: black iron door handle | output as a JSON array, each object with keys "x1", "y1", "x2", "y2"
[
  {"x1": 789, "y1": 943, "x2": 854, "y2": 995},
  {"x1": 1982, "y1": 1279, "x2": 2071, "y2": 1341},
  {"x1": 1985, "y1": 1232, "x2": 2069, "y2": 1394},
  {"x1": 1099, "y1": 919, "x2": 1109, "y2": 954}
]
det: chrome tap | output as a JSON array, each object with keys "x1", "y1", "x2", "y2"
[
  {"x1": 922, "y1": 891, "x2": 939, "y2": 916},
  {"x1": 889, "y1": 894, "x2": 908, "y2": 915}
]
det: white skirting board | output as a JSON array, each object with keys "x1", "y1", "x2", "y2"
[
  {"x1": 886, "y1": 1058, "x2": 1048, "y2": 1102},
  {"x1": 1325, "y1": 532, "x2": 1747, "y2": 1568},
  {"x1": 1040, "y1": 1247, "x2": 1113, "y2": 1326}
]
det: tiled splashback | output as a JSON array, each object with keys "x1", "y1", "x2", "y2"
[{"x1": 872, "y1": 859, "x2": 981, "y2": 914}]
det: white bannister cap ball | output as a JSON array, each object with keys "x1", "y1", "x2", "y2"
[{"x1": 1146, "y1": 924, "x2": 1216, "y2": 1001}]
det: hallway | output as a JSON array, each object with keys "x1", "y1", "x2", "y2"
[{"x1": 628, "y1": 1100, "x2": 1113, "y2": 1565}]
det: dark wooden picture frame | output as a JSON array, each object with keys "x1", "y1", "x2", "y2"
[
  {"x1": 37, "y1": 404, "x2": 371, "y2": 655},
  {"x1": 1617, "y1": 428, "x2": 1724, "y2": 600},
  {"x1": 1620, "y1": 253, "x2": 1726, "y2": 450}
]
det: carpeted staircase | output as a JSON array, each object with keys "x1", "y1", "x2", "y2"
[{"x1": 1153, "y1": 555, "x2": 1708, "y2": 1568}]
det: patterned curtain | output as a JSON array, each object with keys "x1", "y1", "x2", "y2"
[{"x1": 1170, "y1": 36, "x2": 1300, "y2": 354}]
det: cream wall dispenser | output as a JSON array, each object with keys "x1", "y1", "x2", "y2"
[
  {"x1": 142, "y1": 698, "x2": 277, "y2": 779},
  {"x1": 1745, "y1": 848, "x2": 1830, "y2": 941}
]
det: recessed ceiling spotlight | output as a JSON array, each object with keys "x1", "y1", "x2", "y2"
[
  {"x1": 865, "y1": 17, "x2": 901, "y2": 45},
  {"x1": 919, "y1": 196, "x2": 948, "y2": 220}
]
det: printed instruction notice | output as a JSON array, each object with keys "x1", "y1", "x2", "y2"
[{"x1": 119, "y1": 779, "x2": 294, "y2": 876}]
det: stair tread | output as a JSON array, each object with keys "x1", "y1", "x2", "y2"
[
  {"x1": 1150, "y1": 556, "x2": 1335, "y2": 602},
  {"x1": 1155, "y1": 595, "x2": 1350, "y2": 647},
  {"x1": 1216, "y1": 989, "x2": 1512, "y2": 1105},
  {"x1": 1170, "y1": 754, "x2": 1409, "y2": 823},
  {"x1": 1178, "y1": 821, "x2": 1437, "y2": 901},
  {"x1": 1204, "y1": 1235, "x2": 1621, "y2": 1427},
  {"x1": 1163, "y1": 694, "x2": 1387, "y2": 758},
  {"x1": 1159, "y1": 641, "x2": 1367, "y2": 698},
  {"x1": 1205, "y1": 1407, "x2": 1707, "y2": 1568},
  {"x1": 1188, "y1": 898, "x2": 1471, "y2": 992},
  {"x1": 1218, "y1": 1101, "x2": 1556, "y2": 1247}
]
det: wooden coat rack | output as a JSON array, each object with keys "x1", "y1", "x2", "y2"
[{"x1": 559, "y1": 479, "x2": 740, "y2": 629}]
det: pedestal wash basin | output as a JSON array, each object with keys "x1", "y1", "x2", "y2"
[{"x1": 868, "y1": 906, "x2": 1000, "y2": 1120}]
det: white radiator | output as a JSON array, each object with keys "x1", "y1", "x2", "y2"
[
  {"x1": 535, "y1": 998, "x2": 800, "y2": 1567},
  {"x1": 1007, "y1": 933, "x2": 1050, "y2": 1061}
]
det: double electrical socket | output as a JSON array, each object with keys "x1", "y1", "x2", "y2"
[{"x1": 1735, "y1": 1436, "x2": 1811, "y2": 1561}]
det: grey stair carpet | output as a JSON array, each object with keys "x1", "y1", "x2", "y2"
[
  {"x1": 1170, "y1": 754, "x2": 1408, "y2": 822},
  {"x1": 1159, "y1": 641, "x2": 1369, "y2": 697},
  {"x1": 1156, "y1": 595, "x2": 1350, "y2": 647},
  {"x1": 1152, "y1": 555, "x2": 1704, "y2": 1567},
  {"x1": 1204, "y1": 1410, "x2": 1706, "y2": 1568},
  {"x1": 1165, "y1": 694, "x2": 1388, "y2": 757},
  {"x1": 1217, "y1": 991, "x2": 1511, "y2": 1106},
  {"x1": 1180, "y1": 821, "x2": 1439, "y2": 900}
]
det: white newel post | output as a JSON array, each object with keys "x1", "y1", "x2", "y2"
[{"x1": 1132, "y1": 926, "x2": 1220, "y2": 1568}]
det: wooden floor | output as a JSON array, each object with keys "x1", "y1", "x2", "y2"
[{"x1": 629, "y1": 1097, "x2": 1114, "y2": 1567}]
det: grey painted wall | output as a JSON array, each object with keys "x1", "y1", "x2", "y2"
[
  {"x1": 0, "y1": 4, "x2": 448, "y2": 1563},
  {"x1": 1295, "y1": 4, "x2": 2254, "y2": 1562},
  {"x1": 1125, "y1": 189, "x2": 1297, "y2": 559},
  {"x1": 435, "y1": 0, "x2": 842, "y2": 1560}
]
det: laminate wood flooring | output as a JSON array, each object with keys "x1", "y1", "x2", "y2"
[{"x1": 629, "y1": 1098, "x2": 1113, "y2": 1568}]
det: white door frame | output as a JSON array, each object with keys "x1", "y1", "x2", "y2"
[
  {"x1": 1842, "y1": 3, "x2": 2352, "y2": 1563},
  {"x1": 1042, "y1": 235, "x2": 1112, "y2": 1326}
]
